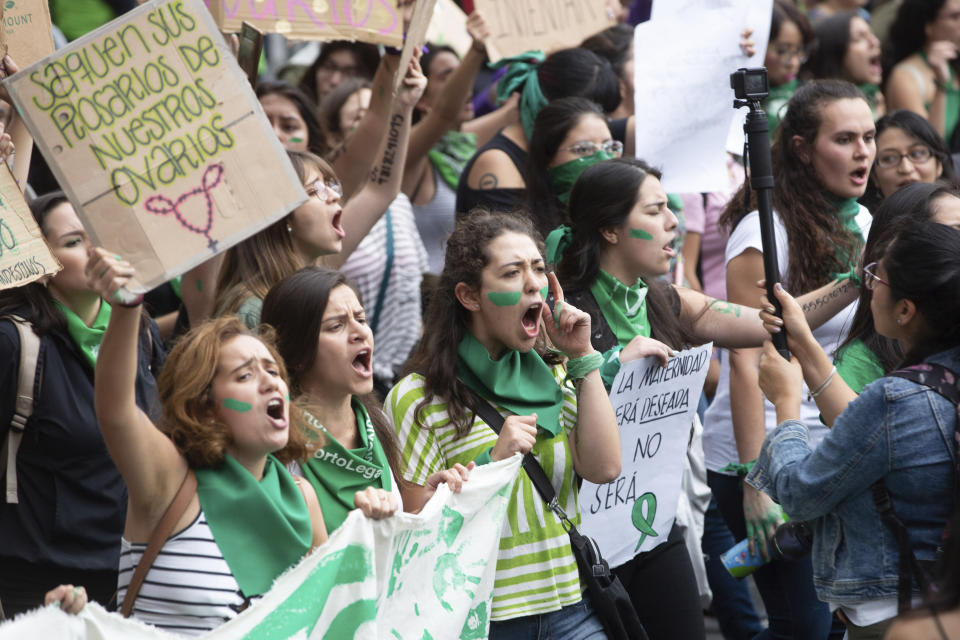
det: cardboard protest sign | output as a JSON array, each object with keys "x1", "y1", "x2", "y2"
[
  {"x1": 0, "y1": 164, "x2": 59, "y2": 289},
  {"x1": 0, "y1": 455, "x2": 521, "y2": 640},
  {"x1": 205, "y1": 0, "x2": 403, "y2": 46},
  {"x1": 0, "y1": 0, "x2": 55, "y2": 67},
  {"x1": 395, "y1": 0, "x2": 437, "y2": 92},
  {"x1": 5, "y1": 0, "x2": 306, "y2": 293},
  {"x1": 474, "y1": 0, "x2": 613, "y2": 60},
  {"x1": 425, "y1": 0, "x2": 502, "y2": 62},
  {"x1": 579, "y1": 344, "x2": 712, "y2": 567}
]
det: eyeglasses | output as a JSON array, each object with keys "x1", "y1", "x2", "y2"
[
  {"x1": 318, "y1": 62, "x2": 358, "y2": 77},
  {"x1": 875, "y1": 146, "x2": 934, "y2": 169},
  {"x1": 305, "y1": 178, "x2": 343, "y2": 203},
  {"x1": 771, "y1": 45, "x2": 809, "y2": 64},
  {"x1": 561, "y1": 139, "x2": 624, "y2": 158},
  {"x1": 862, "y1": 262, "x2": 890, "y2": 291}
]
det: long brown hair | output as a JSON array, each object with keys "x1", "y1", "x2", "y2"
[{"x1": 720, "y1": 80, "x2": 867, "y2": 292}]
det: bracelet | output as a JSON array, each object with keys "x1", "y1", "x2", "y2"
[
  {"x1": 112, "y1": 291, "x2": 145, "y2": 308},
  {"x1": 566, "y1": 351, "x2": 603, "y2": 381},
  {"x1": 810, "y1": 365, "x2": 837, "y2": 398}
]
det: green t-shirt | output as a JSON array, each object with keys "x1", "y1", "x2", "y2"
[
  {"x1": 386, "y1": 367, "x2": 583, "y2": 621},
  {"x1": 834, "y1": 338, "x2": 885, "y2": 394}
]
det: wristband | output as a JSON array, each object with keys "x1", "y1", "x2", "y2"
[
  {"x1": 384, "y1": 46, "x2": 402, "y2": 56},
  {"x1": 719, "y1": 459, "x2": 757, "y2": 477},
  {"x1": 810, "y1": 366, "x2": 837, "y2": 398},
  {"x1": 113, "y1": 291, "x2": 145, "y2": 308},
  {"x1": 565, "y1": 351, "x2": 603, "y2": 381},
  {"x1": 832, "y1": 268, "x2": 862, "y2": 288}
]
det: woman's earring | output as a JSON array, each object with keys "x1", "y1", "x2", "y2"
[
  {"x1": 287, "y1": 223, "x2": 293, "y2": 233},
  {"x1": 896, "y1": 317, "x2": 902, "y2": 326}
]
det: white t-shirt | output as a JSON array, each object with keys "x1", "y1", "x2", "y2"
[{"x1": 702, "y1": 206, "x2": 872, "y2": 474}]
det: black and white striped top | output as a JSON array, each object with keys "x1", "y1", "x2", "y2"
[{"x1": 117, "y1": 510, "x2": 248, "y2": 636}]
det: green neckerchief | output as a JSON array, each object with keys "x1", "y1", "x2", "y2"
[
  {"x1": 834, "y1": 338, "x2": 885, "y2": 394},
  {"x1": 427, "y1": 130, "x2": 477, "y2": 191},
  {"x1": 921, "y1": 51, "x2": 960, "y2": 142},
  {"x1": 456, "y1": 331, "x2": 564, "y2": 436},
  {"x1": 299, "y1": 398, "x2": 392, "y2": 533},
  {"x1": 832, "y1": 197, "x2": 864, "y2": 279},
  {"x1": 764, "y1": 78, "x2": 797, "y2": 133},
  {"x1": 858, "y1": 83, "x2": 881, "y2": 118},
  {"x1": 589, "y1": 270, "x2": 650, "y2": 347},
  {"x1": 544, "y1": 225, "x2": 573, "y2": 265},
  {"x1": 55, "y1": 299, "x2": 111, "y2": 370},
  {"x1": 491, "y1": 50, "x2": 547, "y2": 141},
  {"x1": 195, "y1": 454, "x2": 313, "y2": 597},
  {"x1": 547, "y1": 149, "x2": 616, "y2": 203}
]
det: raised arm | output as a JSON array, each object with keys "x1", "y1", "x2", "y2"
[{"x1": 0, "y1": 56, "x2": 32, "y2": 187}]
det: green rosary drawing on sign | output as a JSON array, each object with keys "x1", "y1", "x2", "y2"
[{"x1": 632, "y1": 492, "x2": 658, "y2": 550}]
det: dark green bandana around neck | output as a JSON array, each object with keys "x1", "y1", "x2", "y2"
[
  {"x1": 195, "y1": 454, "x2": 313, "y2": 596},
  {"x1": 55, "y1": 299, "x2": 111, "y2": 370},
  {"x1": 590, "y1": 270, "x2": 650, "y2": 347},
  {"x1": 831, "y1": 197, "x2": 864, "y2": 280},
  {"x1": 456, "y1": 332, "x2": 564, "y2": 436},
  {"x1": 428, "y1": 130, "x2": 477, "y2": 191},
  {"x1": 548, "y1": 150, "x2": 616, "y2": 203},
  {"x1": 300, "y1": 398, "x2": 392, "y2": 533},
  {"x1": 492, "y1": 50, "x2": 547, "y2": 141}
]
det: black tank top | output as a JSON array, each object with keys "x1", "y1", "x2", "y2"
[{"x1": 455, "y1": 131, "x2": 526, "y2": 218}]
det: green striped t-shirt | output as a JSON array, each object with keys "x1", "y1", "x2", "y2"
[{"x1": 385, "y1": 368, "x2": 583, "y2": 621}]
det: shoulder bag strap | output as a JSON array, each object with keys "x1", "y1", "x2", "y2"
[
  {"x1": 121, "y1": 469, "x2": 198, "y2": 618},
  {"x1": 370, "y1": 210, "x2": 394, "y2": 336},
  {"x1": 3, "y1": 315, "x2": 40, "y2": 504}
]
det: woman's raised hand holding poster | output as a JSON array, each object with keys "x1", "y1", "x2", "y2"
[{"x1": 4, "y1": 0, "x2": 306, "y2": 293}]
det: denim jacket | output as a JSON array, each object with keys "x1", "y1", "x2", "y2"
[{"x1": 746, "y1": 346, "x2": 960, "y2": 605}]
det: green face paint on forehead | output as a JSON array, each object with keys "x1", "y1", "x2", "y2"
[
  {"x1": 629, "y1": 228, "x2": 654, "y2": 241},
  {"x1": 487, "y1": 291, "x2": 522, "y2": 306},
  {"x1": 223, "y1": 398, "x2": 253, "y2": 413}
]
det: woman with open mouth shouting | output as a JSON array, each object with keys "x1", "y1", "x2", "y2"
[
  {"x1": 261, "y1": 266, "x2": 472, "y2": 534},
  {"x1": 386, "y1": 210, "x2": 621, "y2": 639}
]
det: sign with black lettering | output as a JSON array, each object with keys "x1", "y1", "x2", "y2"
[
  {"x1": 0, "y1": 163, "x2": 60, "y2": 290},
  {"x1": 5, "y1": 0, "x2": 306, "y2": 293},
  {"x1": 473, "y1": 0, "x2": 613, "y2": 60},
  {"x1": 579, "y1": 343, "x2": 712, "y2": 566}
]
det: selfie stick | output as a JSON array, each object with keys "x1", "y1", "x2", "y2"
[{"x1": 733, "y1": 70, "x2": 790, "y2": 358}]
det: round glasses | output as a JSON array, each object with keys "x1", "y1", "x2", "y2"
[
  {"x1": 771, "y1": 45, "x2": 809, "y2": 65},
  {"x1": 305, "y1": 178, "x2": 343, "y2": 203},
  {"x1": 561, "y1": 139, "x2": 624, "y2": 158},
  {"x1": 862, "y1": 262, "x2": 890, "y2": 291},
  {"x1": 875, "y1": 146, "x2": 934, "y2": 169}
]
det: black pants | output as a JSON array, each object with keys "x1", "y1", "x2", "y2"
[
  {"x1": 612, "y1": 523, "x2": 706, "y2": 640},
  {"x1": 0, "y1": 555, "x2": 118, "y2": 619}
]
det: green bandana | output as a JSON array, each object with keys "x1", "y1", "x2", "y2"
[
  {"x1": 764, "y1": 78, "x2": 797, "y2": 133},
  {"x1": 195, "y1": 454, "x2": 313, "y2": 596},
  {"x1": 590, "y1": 270, "x2": 650, "y2": 347},
  {"x1": 492, "y1": 50, "x2": 548, "y2": 141},
  {"x1": 548, "y1": 150, "x2": 616, "y2": 203},
  {"x1": 55, "y1": 300, "x2": 111, "y2": 370},
  {"x1": 456, "y1": 332, "x2": 564, "y2": 436},
  {"x1": 299, "y1": 399, "x2": 392, "y2": 533},
  {"x1": 544, "y1": 225, "x2": 573, "y2": 265},
  {"x1": 830, "y1": 197, "x2": 864, "y2": 280},
  {"x1": 921, "y1": 50, "x2": 960, "y2": 142},
  {"x1": 427, "y1": 130, "x2": 477, "y2": 191}
]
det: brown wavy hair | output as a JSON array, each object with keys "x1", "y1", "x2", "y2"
[
  {"x1": 157, "y1": 316, "x2": 307, "y2": 468},
  {"x1": 720, "y1": 79, "x2": 867, "y2": 292}
]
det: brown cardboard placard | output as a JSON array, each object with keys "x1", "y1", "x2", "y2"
[
  {"x1": 474, "y1": 0, "x2": 613, "y2": 60},
  {"x1": 5, "y1": 0, "x2": 306, "y2": 293},
  {"x1": 0, "y1": 163, "x2": 60, "y2": 290},
  {"x1": 1, "y1": 0, "x2": 55, "y2": 67},
  {"x1": 204, "y1": 0, "x2": 403, "y2": 46},
  {"x1": 394, "y1": 0, "x2": 436, "y2": 92},
  {"x1": 425, "y1": 0, "x2": 501, "y2": 62}
]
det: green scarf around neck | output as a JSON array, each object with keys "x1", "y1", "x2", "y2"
[
  {"x1": 590, "y1": 270, "x2": 650, "y2": 347},
  {"x1": 427, "y1": 130, "x2": 477, "y2": 191},
  {"x1": 831, "y1": 197, "x2": 864, "y2": 279},
  {"x1": 492, "y1": 50, "x2": 548, "y2": 141},
  {"x1": 55, "y1": 299, "x2": 111, "y2": 369},
  {"x1": 456, "y1": 331, "x2": 564, "y2": 436},
  {"x1": 195, "y1": 454, "x2": 313, "y2": 596},
  {"x1": 920, "y1": 50, "x2": 960, "y2": 142},
  {"x1": 299, "y1": 398, "x2": 392, "y2": 533},
  {"x1": 764, "y1": 78, "x2": 797, "y2": 133},
  {"x1": 548, "y1": 149, "x2": 616, "y2": 204}
]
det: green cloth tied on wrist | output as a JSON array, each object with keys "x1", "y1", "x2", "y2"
[
  {"x1": 832, "y1": 267, "x2": 863, "y2": 288},
  {"x1": 566, "y1": 351, "x2": 604, "y2": 381},
  {"x1": 491, "y1": 51, "x2": 547, "y2": 141},
  {"x1": 719, "y1": 459, "x2": 757, "y2": 476}
]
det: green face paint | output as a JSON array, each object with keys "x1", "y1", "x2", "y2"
[
  {"x1": 487, "y1": 291, "x2": 522, "y2": 306},
  {"x1": 196, "y1": 279, "x2": 204, "y2": 292},
  {"x1": 539, "y1": 286, "x2": 548, "y2": 299},
  {"x1": 223, "y1": 398, "x2": 253, "y2": 413},
  {"x1": 288, "y1": 136, "x2": 305, "y2": 144},
  {"x1": 629, "y1": 228, "x2": 654, "y2": 241}
]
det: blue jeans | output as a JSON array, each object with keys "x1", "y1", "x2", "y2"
[
  {"x1": 488, "y1": 595, "x2": 608, "y2": 640},
  {"x1": 708, "y1": 471, "x2": 845, "y2": 640}
]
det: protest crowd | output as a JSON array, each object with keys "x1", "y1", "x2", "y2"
[{"x1": 2, "y1": 0, "x2": 960, "y2": 638}]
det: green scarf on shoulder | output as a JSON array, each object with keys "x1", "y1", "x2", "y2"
[{"x1": 55, "y1": 299, "x2": 111, "y2": 370}]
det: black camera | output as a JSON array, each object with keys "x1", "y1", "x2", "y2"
[
  {"x1": 771, "y1": 520, "x2": 813, "y2": 561},
  {"x1": 730, "y1": 67, "x2": 770, "y2": 102}
]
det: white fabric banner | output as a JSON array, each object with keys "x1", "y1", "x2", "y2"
[
  {"x1": 0, "y1": 455, "x2": 522, "y2": 640},
  {"x1": 579, "y1": 345, "x2": 712, "y2": 567}
]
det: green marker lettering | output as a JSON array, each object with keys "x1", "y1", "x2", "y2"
[
  {"x1": 629, "y1": 228, "x2": 654, "y2": 240},
  {"x1": 223, "y1": 398, "x2": 252, "y2": 413},
  {"x1": 487, "y1": 291, "x2": 522, "y2": 306}
]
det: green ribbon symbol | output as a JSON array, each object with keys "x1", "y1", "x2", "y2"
[{"x1": 632, "y1": 492, "x2": 658, "y2": 550}]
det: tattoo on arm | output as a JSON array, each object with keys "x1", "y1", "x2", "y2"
[
  {"x1": 478, "y1": 173, "x2": 498, "y2": 189},
  {"x1": 801, "y1": 281, "x2": 852, "y2": 314},
  {"x1": 370, "y1": 113, "x2": 404, "y2": 185},
  {"x1": 708, "y1": 300, "x2": 743, "y2": 317}
]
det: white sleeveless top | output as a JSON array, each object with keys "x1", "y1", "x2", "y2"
[{"x1": 117, "y1": 509, "x2": 248, "y2": 636}]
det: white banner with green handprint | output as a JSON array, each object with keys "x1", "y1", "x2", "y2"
[
  {"x1": 579, "y1": 344, "x2": 712, "y2": 566},
  {"x1": 0, "y1": 455, "x2": 521, "y2": 640}
]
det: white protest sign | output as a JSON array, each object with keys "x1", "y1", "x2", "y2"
[
  {"x1": 0, "y1": 455, "x2": 521, "y2": 640},
  {"x1": 633, "y1": 0, "x2": 752, "y2": 193},
  {"x1": 726, "y1": 0, "x2": 774, "y2": 155},
  {"x1": 579, "y1": 344, "x2": 712, "y2": 567}
]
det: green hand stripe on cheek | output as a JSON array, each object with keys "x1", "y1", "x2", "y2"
[
  {"x1": 487, "y1": 291, "x2": 522, "y2": 306},
  {"x1": 540, "y1": 286, "x2": 548, "y2": 299},
  {"x1": 629, "y1": 228, "x2": 654, "y2": 241},
  {"x1": 288, "y1": 137, "x2": 305, "y2": 144},
  {"x1": 223, "y1": 398, "x2": 253, "y2": 413}
]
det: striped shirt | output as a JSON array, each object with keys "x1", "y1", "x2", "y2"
[
  {"x1": 117, "y1": 510, "x2": 248, "y2": 636},
  {"x1": 340, "y1": 193, "x2": 428, "y2": 383},
  {"x1": 385, "y1": 367, "x2": 584, "y2": 621}
]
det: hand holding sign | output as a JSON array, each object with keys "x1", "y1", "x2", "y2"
[{"x1": 85, "y1": 248, "x2": 136, "y2": 305}]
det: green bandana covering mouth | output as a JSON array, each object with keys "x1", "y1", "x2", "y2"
[
  {"x1": 427, "y1": 130, "x2": 477, "y2": 190},
  {"x1": 488, "y1": 291, "x2": 523, "y2": 306},
  {"x1": 590, "y1": 270, "x2": 650, "y2": 347},
  {"x1": 55, "y1": 300, "x2": 111, "y2": 370},
  {"x1": 548, "y1": 150, "x2": 616, "y2": 204},
  {"x1": 299, "y1": 398, "x2": 392, "y2": 533},
  {"x1": 195, "y1": 454, "x2": 313, "y2": 597},
  {"x1": 456, "y1": 332, "x2": 565, "y2": 436},
  {"x1": 491, "y1": 50, "x2": 547, "y2": 141}
]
